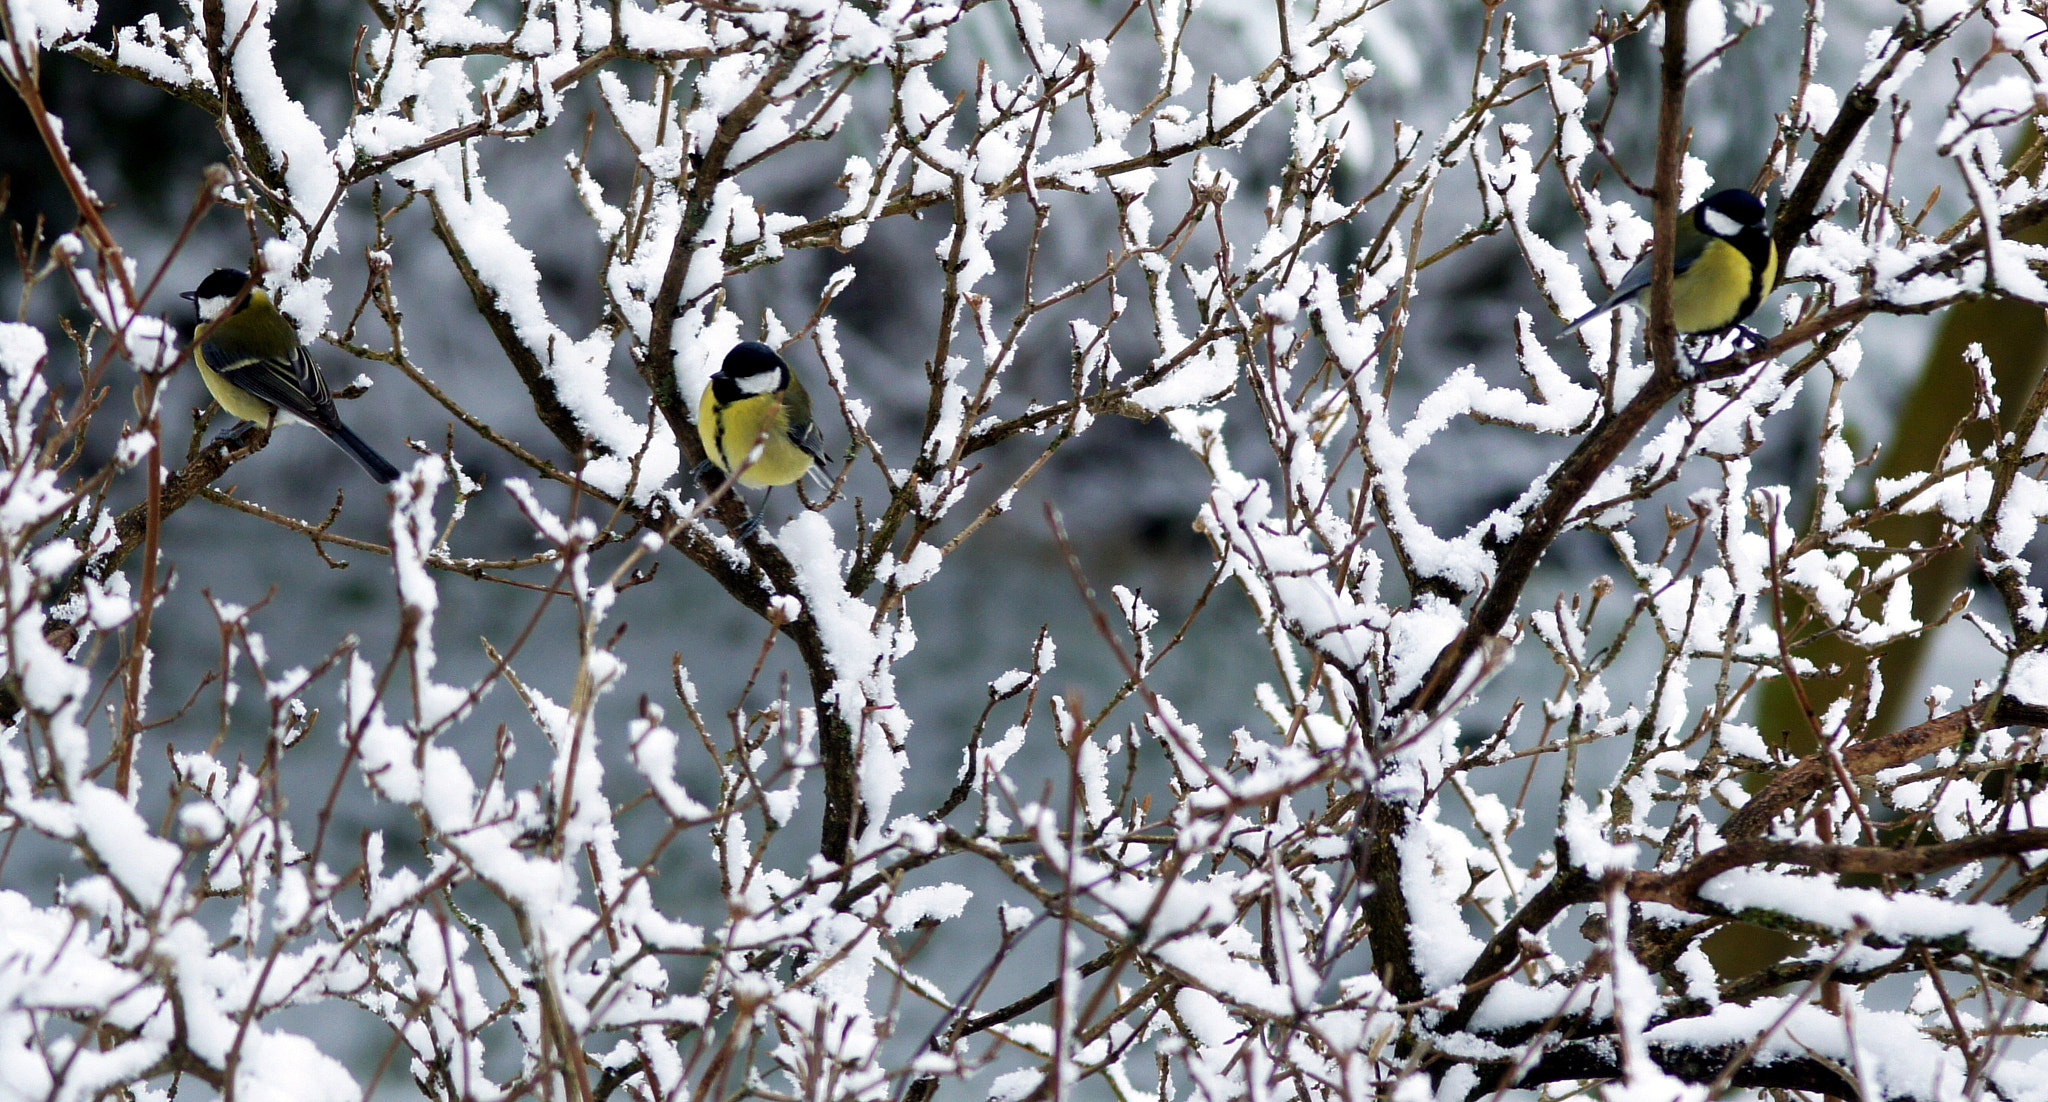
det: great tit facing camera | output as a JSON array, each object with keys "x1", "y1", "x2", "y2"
[
  {"x1": 1556, "y1": 187, "x2": 1778, "y2": 341},
  {"x1": 182, "y1": 269, "x2": 400, "y2": 484},
  {"x1": 696, "y1": 341, "x2": 829, "y2": 490}
]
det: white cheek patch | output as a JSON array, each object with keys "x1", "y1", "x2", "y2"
[
  {"x1": 734, "y1": 370, "x2": 782, "y2": 396},
  {"x1": 197, "y1": 295, "x2": 236, "y2": 322},
  {"x1": 1702, "y1": 207, "x2": 1746, "y2": 238}
]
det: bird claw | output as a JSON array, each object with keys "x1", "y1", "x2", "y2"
[
  {"x1": 1678, "y1": 325, "x2": 1771, "y2": 372},
  {"x1": 211, "y1": 420, "x2": 270, "y2": 458}
]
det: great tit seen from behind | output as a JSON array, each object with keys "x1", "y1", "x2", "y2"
[
  {"x1": 697, "y1": 341, "x2": 829, "y2": 489},
  {"x1": 182, "y1": 268, "x2": 400, "y2": 484},
  {"x1": 1556, "y1": 187, "x2": 1778, "y2": 341}
]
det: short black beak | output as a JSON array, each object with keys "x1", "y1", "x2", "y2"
[{"x1": 179, "y1": 291, "x2": 197, "y2": 302}]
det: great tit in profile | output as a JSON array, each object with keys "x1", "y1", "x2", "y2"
[
  {"x1": 1556, "y1": 187, "x2": 1778, "y2": 341},
  {"x1": 182, "y1": 269, "x2": 400, "y2": 484},
  {"x1": 695, "y1": 341, "x2": 829, "y2": 529}
]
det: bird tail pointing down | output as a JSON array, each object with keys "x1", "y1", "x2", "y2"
[{"x1": 321, "y1": 423, "x2": 401, "y2": 484}]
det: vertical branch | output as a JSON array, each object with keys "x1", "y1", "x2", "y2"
[
  {"x1": 1402, "y1": 0, "x2": 1699, "y2": 719},
  {"x1": 113, "y1": 368, "x2": 162, "y2": 795},
  {"x1": 1644, "y1": 0, "x2": 1691, "y2": 377}
]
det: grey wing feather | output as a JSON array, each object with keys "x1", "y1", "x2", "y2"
[
  {"x1": 789, "y1": 418, "x2": 829, "y2": 466},
  {"x1": 205, "y1": 343, "x2": 338, "y2": 426},
  {"x1": 782, "y1": 381, "x2": 831, "y2": 466},
  {"x1": 200, "y1": 338, "x2": 399, "y2": 483}
]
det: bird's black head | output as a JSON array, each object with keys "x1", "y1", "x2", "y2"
[
  {"x1": 722, "y1": 341, "x2": 786, "y2": 379},
  {"x1": 181, "y1": 269, "x2": 250, "y2": 302},
  {"x1": 1696, "y1": 189, "x2": 1767, "y2": 240},
  {"x1": 180, "y1": 269, "x2": 254, "y2": 322},
  {"x1": 717, "y1": 342, "x2": 792, "y2": 399}
]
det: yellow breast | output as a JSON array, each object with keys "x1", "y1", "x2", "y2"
[
  {"x1": 1673, "y1": 238, "x2": 1769, "y2": 334},
  {"x1": 698, "y1": 386, "x2": 815, "y2": 488}
]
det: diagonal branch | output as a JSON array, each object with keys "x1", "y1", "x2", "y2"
[{"x1": 1724, "y1": 695, "x2": 2048, "y2": 839}]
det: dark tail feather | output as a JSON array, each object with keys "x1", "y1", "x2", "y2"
[
  {"x1": 1553, "y1": 305, "x2": 1602, "y2": 342},
  {"x1": 323, "y1": 422, "x2": 401, "y2": 484}
]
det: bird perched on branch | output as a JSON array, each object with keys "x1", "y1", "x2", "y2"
[
  {"x1": 1556, "y1": 187, "x2": 1778, "y2": 341},
  {"x1": 182, "y1": 268, "x2": 400, "y2": 484},
  {"x1": 695, "y1": 340, "x2": 830, "y2": 534}
]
